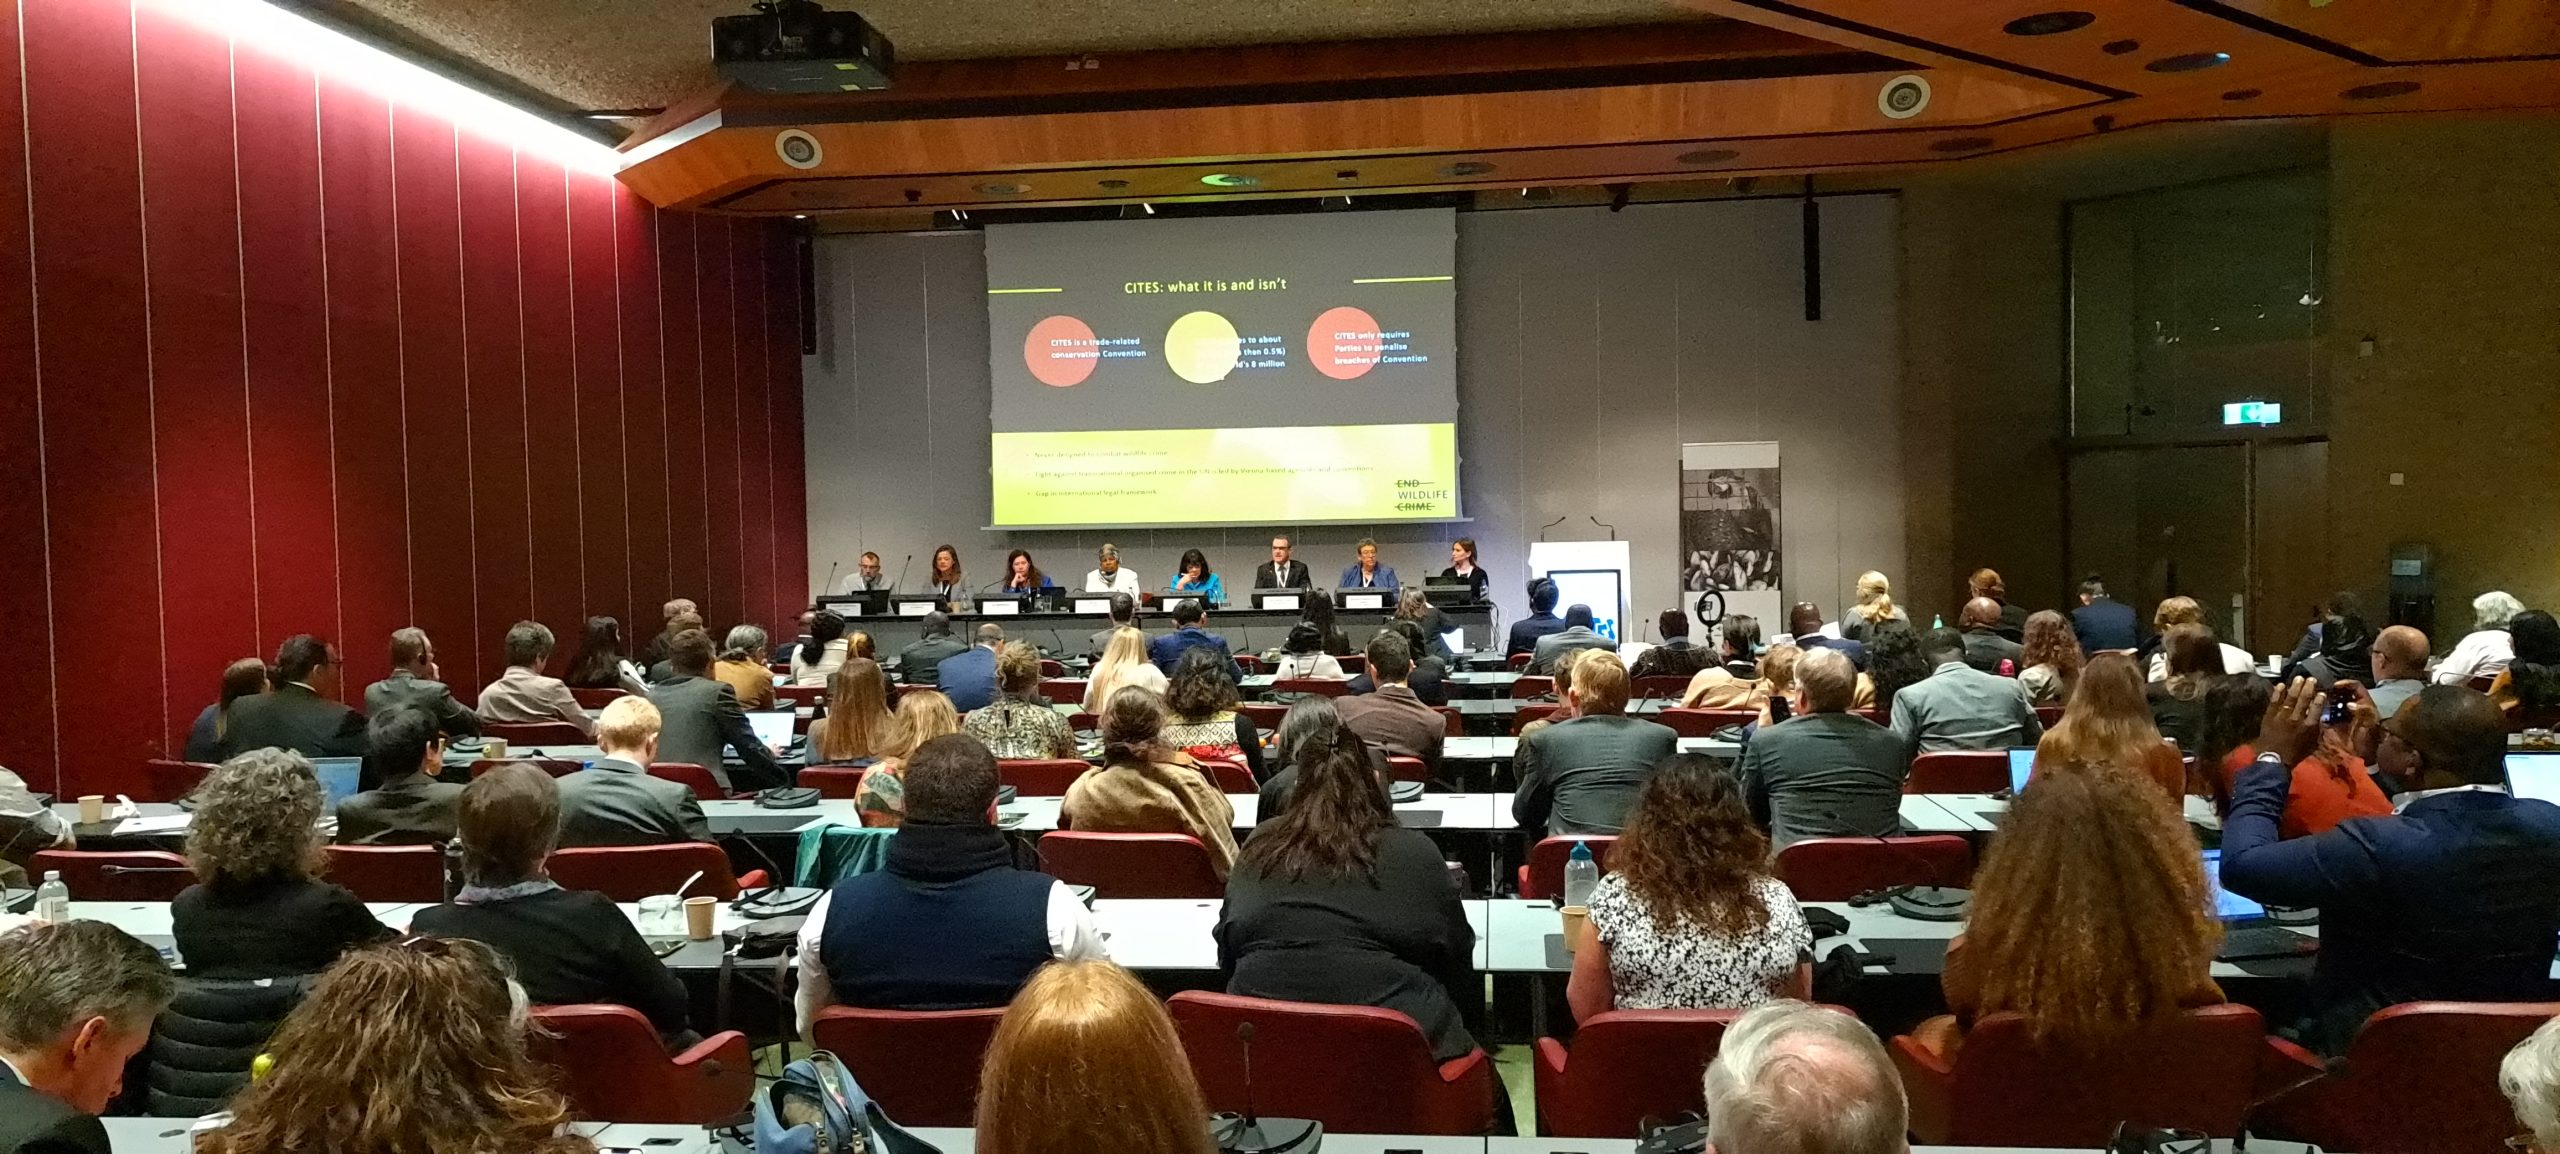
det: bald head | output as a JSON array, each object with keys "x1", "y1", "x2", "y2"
[
  {"x1": 2373, "y1": 625, "x2": 2429, "y2": 682},
  {"x1": 1705, "y1": 1001, "x2": 1907, "y2": 1154},
  {"x1": 1959, "y1": 598, "x2": 2003, "y2": 630},
  {"x1": 1789, "y1": 603, "x2": 1825, "y2": 639}
]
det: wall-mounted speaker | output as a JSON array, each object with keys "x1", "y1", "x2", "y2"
[
  {"x1": 1878, "y1": 74, "x2": 1931, "y2": 120},
  {"x1": 775, "y1": 129, "x2": 824, "y2": 170}
]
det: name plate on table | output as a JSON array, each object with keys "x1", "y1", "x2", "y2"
[
  {"x1": 897, "y1": 600, "x2": 935, "y2": 617},
  {"x1": 1253, "y1": 591, "x2": 1302, "y2": 612},
  {"x1": 1072, "y1": 597, "x2": 1115, "y2": 614},
  {"x1": 979, "y1": 599, "x2": 1021, "y2": 616},
  {"x1": 1341, "y1": 591, "x2": 1389, "y2": 611}
]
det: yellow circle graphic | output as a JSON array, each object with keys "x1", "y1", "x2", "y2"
[{"x1": 1163, "y1": 310, "x2": 1242, "y2": 384}]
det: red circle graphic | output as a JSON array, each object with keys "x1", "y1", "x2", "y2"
[
  {"x1": 1308, "y1": 306, "x2": 1382, "y2": 380},
  {"x1": 1024, "y1": 314, "x2": 1099, "y2": 387}
]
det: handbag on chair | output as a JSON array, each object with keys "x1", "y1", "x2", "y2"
[{"x1": 746, "y1": 1051, "x2": 940, "y2": 1154}]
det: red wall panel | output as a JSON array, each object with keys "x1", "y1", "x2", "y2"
[{"x1": 0, "y1": 1, "x2": 805, "y2": 794}]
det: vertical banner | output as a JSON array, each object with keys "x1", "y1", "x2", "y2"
[{"x1": 1680, "y1": 442, "x2": 1784, "y2": 631}]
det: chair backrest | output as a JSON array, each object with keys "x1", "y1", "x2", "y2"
[
  {"x1": 809, "y1": 1005, "x2": 1006, "y2": 1127},
  {"x1": 1539, "y1": 1009, "x2": 1740, "y2": 1138},
  {"x1": 483, "y1": 720, "x2": 592, "y2": 746},
  {"x1": 1632, "y1": 675, "x2": 1692, "y2": 701},
  {"x1": 1436, "y1": 706, "x2": 1464, "y2": 737},
  {"x1": 1520, "y1": 836, "x2": 1616, "y2": 901},
  {"x1": 1509, "y1": 675, "x2": 1555, "y2": 699},
  {"x1": 999, "y1": 758, "x2": 1091, "y2": 796},
  {"x1": 527, "y1": 1004, "x2": 751, "y2": 1125},
  {"x1": 1943, "y1": 1005, "x2": 2266, "y2": 1145},
  {"x1": 648, "y1": 762, "x2": 729, "y2": 802},
  {"x1": 1773, "y1": 836, "x2": 1973, "y2": 901},
  {"x1": 801, "y1": 765, "x2": 869, "y2": 800},
  {"x1": 1191, "y1": 757, "x2": 1256, "y2": 793},
  {"x1": 547, "y1": 843, "x2": 741, "y2": 901},
  {"x1": 1037, "y1": 832, "x2": 1222, "y2": 898},
  {"x1": 774, "y1": 685, "x2": 826, "y2": 707},
  {"x1": 568, "y1": 687, "x2": 628, "y2": 709},
  {"x1": 1038, "y1": 659, "x2": 1067, "y2": 678},
  {"x1": 138, "y1": 759, "x2": 214, "y2": 804},
  {"x1": 1507, "y1": 652, "x2": 1532, "y2": 671},
  {"x1": 28, "y1": 849, "x2": 193, "y2": 901},
  {"x1": 1274, "y1": 678, "x2": 1349, "y2": 698},
  {"x1": 1658, "y1": 708, "x2": 1754, "y2": 737},
  {"x1": 323, "y1": 844, "x2": 448, "y2": 903},
  {"x1": 473, "y1": 757, "x2": 584, "y2": 778},
  {"x1": 1038, "y1": 678, "x2": 1086, "y2": 705},
  {"x1": 1338, "y1": 654, "x2": 1367, "y2": 675},
  {"x1": 1386, "y1": 755, "x2": 1428, "y2": 784},
  {"x1": 1231, "y1": 654, "x2": 1266, "y2": 675},
  {"x1": 1510, "y1": 704, "x2": 1561, "y2": 735},
  {"x1": 2513, "y1": 703, "x2": 2560, "y2": 734},
  {"x1": 2322, "y1": 1001, "x2": 2560, "y2": 1154},
  {"x1": 1236, "y1": 702, "x2": 1288, "y2": 730},
  {"x1": 2033, "y1": 704, "x2": 2064, "y2": 727},
  {"x1": 1170, "y1": 991, "x2": 1484, "y2": 1136},
  {"x1": 1066, "y1": 711, "x2": 1100, "y2": 733},
  {"x1": 1906, "y1": 750, "x2": 2012, "y2": 794}
]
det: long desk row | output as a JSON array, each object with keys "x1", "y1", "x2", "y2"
[{"x1": 826, "y1": 604, "x2": 1499, "y2": 658}]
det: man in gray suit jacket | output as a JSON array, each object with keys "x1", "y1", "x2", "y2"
[
  {"x1": 1529, "y1": 605, "x2": 1618, "y2": 676},
  {"x1": 646, "y1": 628, "x2": 789, "y2": 793},
  {"x1": 557, "y1": 696, "x2": 712, "y2": 846},
  {"x1": 1737, "y1": 648, "x2": 1909, "y2": 850},
  {"x1": 360, "y1": 627, "x2": 481, "y2": 739},
  {"x1": 1512, "y1": 651, "x2": 1677, "y2": 836},
  {"x1": 1889, "y1": 628, "x2": 2045, "y2": 756},
  {"x1": 336, "y1": 706, "x2": 467, "y2": 846}
]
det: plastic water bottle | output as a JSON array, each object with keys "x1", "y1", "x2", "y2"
[
  {"x1": 1931, "y1": 613, "x2": 1945, "y2": 630},
  {"x1": 1562, "y1": 841, "x2": 1599, "y2": 908},
  {"x1": 32, "y1": 870, "x2": 68, "y2": 924}
]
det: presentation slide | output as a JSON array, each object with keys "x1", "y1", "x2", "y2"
[{"x1": 984, "y1": 209, "x2": 1459, "y2": 528}]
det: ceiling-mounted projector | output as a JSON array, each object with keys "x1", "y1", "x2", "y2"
[{"x1": 713, "y1": 0, "x2": 894, "y2": 93}]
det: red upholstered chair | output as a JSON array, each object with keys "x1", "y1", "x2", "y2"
[
  {"x1": 324, "y1": 844, "x2": 447, "y2": 903},
  {"x1": 139, "y1": 759, "x2": 214, "y2": 804},
  {"x1": 483, "y1": 720, "x2": 592, "y2": 746},
  {"x1": 1517, "y1": 836, "x2": 1616, "y2": 900},
  {"x1": 1658, "y1": 708, "x2": 1754, "y2": 737},
  {"x1": 1773, "y1": 836, "x2": 1973, "y2": 901},
  {"x1": 1067, "y1": 711, "x2": 1100, "y2": 733},
  {"x1": 1274, "y1": 678, "x2": 1349, "y2": 697},
  {"x1": 1038, "y1": 832, "x2": 1224, "y2": 898},
  {"x1": 528, "y1": 1004, "x2": 752, "y2": 1124},
  {"x1": 2033, "y1": 704, "x2": 2064, "y2": 727},
  {"x1": 1507, "y1": 652, "x2": 1532, "y2": 671},
  {"x1": 1038, "y1": 679, "x2": 1085, "y2": 705},
  {"x1": 568, "y1": 688, "x2": 628, "y2": 709},
  {"x1": 1509, "y1": 676, "x2": 1555, "y2": 699},
  {"x1": 810, "y1": 1006, "x2": 1006, "y2": 1127},
  {"x1": 1387, "y1": 756, "x2": 1428, "y2": 784},
  {"x1": 1892, "y1": 1004, "x2": 2269, "y2": 1146},
  {"x1": 999, "y1": 758, "x2": 1091, "y2": 796},
  {"x1": 774, "y1": 685, "x2": 826, "y2": 708},
  {"x1": 1191, "y1": 758, "x2": 1256, "y2": 793},
  {"x1": 800, "y1": 766, "x2": 870, "y2": 800},
  {"x1": 546, "y1": 843, "x2": 760, "y2": 901},
  {"x1": 1632, "y1": 675, "x2": 1692, "y2": 701},
  {"x1": 473, "y1": 757, "x2": 583, "y2": 778},
  {"x1": 2467, "y1": 675, "x2": 2499, "y2": 694},
  {"x1": 1170, "y1": 991, "x2": 1500, "y2": 1136},
  {"x1": 648, "y1": 762, "x2": 730, "y2": 802},
  {"x1": 1232, "y1": 654, "x2": 1265, "y2": 675},
  {"x1": 1535, "y1": 1010, "x2": 1740, "y2": 1137},
  {"x1": 1338, "y1": 654, "x2": 1366, "y2": 676},
  {"x1": 1853, "y1": 707, "x2": 1886, "y2": 725},
  {"x1": 1236, "y1": 703, "x2": 1288, "y2": 730},
  {"x1": 1906, "y1": 750, "x2": 2013, "y2": 794},
  {"x1": 1437, "y1": 707, "x2": 1464, "y2": 737},
  {"x1": 28, "y1": 850, "x2": 193, "y2": 901},
  {"x1": 2512, "y1": 704, "x2": 2560, "y2": 733},
  {"x1": 1038, "y1": 659, "x2": 1067, "y2": 678},
  {"x1": 2254, "y1": 1001, "x2": 2560, "y2": 1154},
  {"x1": 1510, "y1": 704, "x2": 1561, "y2": 735}
]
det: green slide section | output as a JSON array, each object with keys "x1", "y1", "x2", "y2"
[{"x1": 991, "y1": 423, "x2": 1458, "y2": 527}]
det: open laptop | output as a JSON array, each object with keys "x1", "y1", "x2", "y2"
[
  {"x1": 308, "y1": 757, "x2": 363, "y2": 816},
  {"x1": 2506, "y1": 752, "x2": 2560, "y2": 807},
  {"x1": 745, "y1": 710, "x2": 796, "y2": 755},
  {"x1": 2006, "y1": 747, "x2": 2036, "y2": 794},
  {"x1": 2205, "y1": 848, "x2": 2316, "y2": 961}
]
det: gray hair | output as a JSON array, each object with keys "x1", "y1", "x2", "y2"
[
  {"x1": 2503, "y1": 1014, "x2": 2560, "y2": 1152},
  {"x1": 1704, "y1": 1001, "x2": 1907, "y2": 1154},
  {"x1": 1795, "y1": 648, "x2": 1857, "y2": 714},
  {"x1": 389, "y1": 626, "x2": 431, "y2": 666},
  {"x1": 2479, "y1": 590, "x2": 2528, "y2": 633},
  {"x1": 0, "y1": 920, "x2": 175, "y2": 1052},
  {"x1": 1097, "y1": 543, "x2": 1120, "y2": 561},
  {"x1": 721, "y1": 624, "x2": 769, "y2": 661},
  {"x1": 502, "y1": 620, "x2": 555, "y2": 667}
]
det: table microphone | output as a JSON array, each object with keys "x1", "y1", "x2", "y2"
[
  {"x1": 893, "y1": 553, "x2": 913, "y2": 592},
  {"x1": 1211, "y1": 1020, "x2": 1319, "y2": 1154},
  {"x1": 822, "y1": 559, "x2": 839, "y2": 595}
]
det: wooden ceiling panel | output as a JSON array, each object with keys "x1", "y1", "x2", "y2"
[{"x1": 2198, "y1": 0, "x2": 2560, "y2": 64}]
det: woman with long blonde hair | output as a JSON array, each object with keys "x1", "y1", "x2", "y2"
[
  {"x1": 1839, "y1": 570, "x2": 1905, "y2": 642},
  {"x1": 809, "y1": 657, "x2": 896, "y2": 764},
  {"x1": 2033, "y1": 652, "x2": 2188, "y2": 804},
  {"x1": 850, "y1": 690, "x2": 961, "y2": 827},
  {"x1": 976, "y1": 960, "x2": 1216, "y2": 1154},
  {"x1": 1083, "y1": 625, "x2": 1168, "y2": 714}
]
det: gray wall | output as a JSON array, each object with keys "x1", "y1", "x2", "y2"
[{"x1": 805, "y1": 196, "x2": 1904, "y2": 635}]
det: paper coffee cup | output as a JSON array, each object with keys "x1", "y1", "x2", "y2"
[
  {"x1": 685, "y1": 895, "x2": 718, "y2": 941},
  {"x1": 483, "y1": 739, "x2": 508, "y2": 760},
  {"x1": 78, "y1": 794, "x2": 104, "y2": 824},
  {"x1": 1560, "y1": 905, "x2": 1589, "y2": 953}
]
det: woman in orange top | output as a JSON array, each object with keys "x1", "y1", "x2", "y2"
[
  {"x1": 2194, "y1": 674, "x2": 2392, "y2": 838},
  {"x1": 2030, "y1": 652, "x2": 2188, "y2": 805}
]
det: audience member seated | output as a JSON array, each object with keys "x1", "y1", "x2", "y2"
[
  {"x1": 2366, "y1": 625, "x2": 2431, "y2": 721},
  {"x1": 2489, "y1": 609, "x2": 2560, "y2": 717},
  {"x1": 1062, "y1": 688, "x2": 1239, "y2": 878},
  {"x1": 938, "y1": 624, "x2": 1005, "y2": 713},
  {"x1": 2290, "y1": 597, "x2": 2380, "y2": 689},
  {"x1": 1394, "y1": 588, "x2": 1456, "y2": 662},
  {"x1": 1863, "y1": 622, "x2": 1933, "y2": 720},
  {"x1": 712, "y1": 625, "x2": 776, "y2": 711},
  {"x1": 1631, "y1": 609, "x2": 1715, "y2": 681},
  {"x1": 1274, "y1": 623, "x2": 1346, "y2": 680},
  {"x1": 0, "y1": 763, "x2": 69, "y2": 889},
  {"x1": 1299, "y1": 589, "x2": 1353, "y2": 656},
  {"x1": 897, "y1": 612, "x2": 969, "y2": 687},
  {"x1": 1838, "y1": 571, "x2": 1908, "y2": 644},
  {"x1": 796, "y1": 735, "x2": 1105, "y2": 1027},
  {"x1": 2033, "y1": 652, "x2": 2189, "y2": 805},
  {"x1": 556, "y1": 697, "x2": 711, "y2": 846},
  {"x1": 1216, "y1": 728, "x2": 1477, "y2": 1061},
  {"x1": 2015, "y1": 610, "x2": 2083, "y2": 706},
  {"x1": 1890, "y1": 628, "x2": 2044, "y2": 755},
  {"x1": 175, "y1": 751, "x2": 393, "y2": 979},
  {"x1": 1905, "y1": 768, "x2": 2222, "y2": 1061},
  {"x1": 1787, "y1": 602, "x2": 1868, "y2": 670},
  {"x1": 1514, "y1": 652, "x2": 1679, "y2": 837},
  {"x1": 2502, "y1": 1015, "x2": 2560, "y2": 1154},
  {"x1": 1531, "y1": 604, "x2": 1615, "y2": 675},
  {"x1": 1257, "y1": 697, "x2": 1393, "y2": 816},
  {"x1": 335, "y1": 706, "x2": 467, "y2": 846},
  {"x1": 564, "y1": 615, "x2": 648, "y2": 695},
  {"x1": 1148, "y1": 600, "x2": 1233, "y2": 677},
  {"x1": 788, "y1": 610, "x2": 851, "y2": 688},
  {"x1": 2225, "y1": 682, "x2": 2560, "y2": 1057},
  {"x1": 0, "y1": 921, "x2": 175, "y2": 1154},
  {"x1": 1084, "y1": 627, "x2": 1169, "y2": 715},
  {"x1": 647, "y1": 628, "x2": 788, "y2": 793},
  {"x1": 2145, "y1": 625, "x2": 2222, "y2": 751},
  {"x1": 1737, "y1": 649, "x2": 1907, "y2": 850},
  {"x1": 184, "y1": 656, "x2": 270, "y2": 765},
  {"x1": 1518, "y1": 649, "x2": 1592, "y2": 740},
  {"x1": 1969, "y1": 567, "x2": 2029, "y2": 642},
  {"x1": 642, "y1": 610, "x2": 704, "y2": 684},
  {"x1": 1705, "y1": 1001, "x2": 1910, "y2": 1154},
  {"x1": 642, "y1": 597, "x2": 696, "y2": 669},
  {"x1": 855, "y1": 691, "x2": 961, "y2": 827},
  {"x1": 361, "y1": 628, "x2": 481, "y2": 740},
  {"x1": 975, "y1": 959, "x2": 1217, "y2": 1154},
  {"x1": 808, "y1": 658, "x2": 898, "y2": 766},
  {"x1": 963, "y1": 642, "x2": 1078, "y2": 760},
  {"x1": 1567, "y1": 754, "x2": 1811, "y2": 1023},
  {"x1": 1168, "y1": 548, "x2": 1224, "y2": 606},
  {"x1": 1338, "y1": 537, "x2": 1398, "y2": 590},
  {"x1": 2438, "y1": 590, "x2": 2523, "y2": 685},
  {"x1": 1682, "y1": 616, "x2": 1774, "y2": 708},
  {"x1": 475, "y1": 621, "x2": 594, "y2": 738},
  {"x1": 192, "y1": 936, "x2": 593, "y2": 1154},
  {"x1": 1956, "y1": 598, "x2": 2024, "y2": 674},
  {"x1": 1086, "y1": 593, "x2": 1138, "y2": 658},
  {"x1": 220, "y1": 634, "x2": 366, "y2": 760},
  {"x1": 1506, "y1": 578, "x2": 1568, "y2": 658},
  {"x1": 2071, "y1": 575, "x2": 2139, "y2": 655},
  {"x1": 413, "y1": 763, "x2": 695, "y2": 1047},
  {"x1": 2144, "y1": 597, "x2": 2258, "y2": 680},
  {"x1": 1347, "y1": 619, "x2": 1451, "y2": 706},
  {"x1": 1333, "y1": 632, "x2": 1445, "y2": 774},
  {"x1": 2192, "y1": 675, "x2": 2389, "y2": 836},
  {"x1": 1162, "y1": 647, "x2": 1265, "y2": 781}
]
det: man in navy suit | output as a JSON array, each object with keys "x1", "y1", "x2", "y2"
[
  {"x1": 2224, "y1": 681, "x2": 2560, "y2": 1057},
  {"x1": 1785, "y1": 603, "x2": 1868, "y2": 671},
  {"x1": 2070, "y1": 576, "x2": 2140, "y2": 655},
  {"x1": 934, "y1": 624, "x2": 1004, "y2": 713},
  {"x1": 1148, "y1": 599, "x2": 1233, "y2": 676}
]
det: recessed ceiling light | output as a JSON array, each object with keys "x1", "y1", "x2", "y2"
[
  {"x1": 1929, "y1": 136, "x2": 1995, "y2": 153},
  {"x1": 2221, "y1": 87, "x2": 2263, "y2": 101},
  {"x1": 2343, "y1": 80, "x2": 2421, "y2": 100},
  {"x1": 2145, "y1": 50, "x2": 2230, "y2": 73},
  {"x1": 975, "y1": 182, "x2": 1029, "y2": 195},
  {"x1": 1678, "y1": 148, "x2": 1741, "y2": 166},
  {"x1": 1096, "y1": 178, "x2": 1129, "y2": 190},
  {"x1": 2101, "y1": 38, "x2": 2141, "y2": 55},
  {"x1": 1439, "y1": 161, "x2": 1495, "y2": 177},
  {"x1": 2004, "y1": 11, "x2": 2095, "y2": 35},
  {"x1": 1200, "y1": 173, "x2": 1258, "y2": 188}
]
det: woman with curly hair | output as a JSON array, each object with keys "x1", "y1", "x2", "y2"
[
  {"x1": 1862, "y1": 621, "x2": 1931, "y2": 717},
  {"x1": 194, "y1": 936, "x2": 595, "y2": 1154},
  {"x1": 1161, "y1": 646, "x2": 1265, "y2": 781},
  {"x1": 173, "y1": 749, "x2": 392, "y2": 980},
  {"x1": 1566, "y1": 754, "x2": 1811, "y2": 1022},
  {"x1": 2191, "y1": 673, "x2": 2389, "y2": 836},
  {"x1": 1904, "y1": 767, "x2": 2222, "y2": 1060},
  {"x1": 2015, "y1": 609, "x2": 2083, "y2": 706}
]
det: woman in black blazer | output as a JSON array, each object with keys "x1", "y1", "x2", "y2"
[
  {"x1": 174, "y1": 752, "x2": 393, "y2": 980},
  {"x1": 1436, "y1": 537, "x2": 1491, "y2": 603}
]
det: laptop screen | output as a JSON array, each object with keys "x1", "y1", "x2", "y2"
[
  {"x1": 308, "y1": 758, "x2": 362, "y2": 815},
  {"x1": 2507, "y1": 753, "x2": 2560, "y2": 807},
  {"x1": 746, "y1": 710, "x2": 795, "y2": 753},
  {"x1": 2200, "y1": 849, "x2": 2266, "y2": 921},
  {"x1": 2007, "y1": 747, "x2": 2036, "y2": 794}
]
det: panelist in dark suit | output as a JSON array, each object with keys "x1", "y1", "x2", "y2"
[
  {"x1": 556, "y1": 696, "x2": 711, "y2": 846},
  {"x1": 1339, "y1": 538, "x2": 1399, "y2": 591},
  {"x1": 360, "y1": 627, "x2": 480, "y2": 739},
  {"x1": 1506, "y1": 577, "x2": 1569, "y2": 658},
  {"x1": 218, "y1": 634, "x2": 367, "y2": 761},
  {"x1": 335, "y1": 706, "x2": 467, "y2": 846},
  {"x1": 646, "y1": 629, "x2": 788, "y2": 793},
  {"x1": 2071, "y1": 576, "x2": 2141, "y2": 655},
  {"x1": 0, "y1": 921, "x2": 173, "y2": 1154},
  {"x1": 1253, "y1": 535, "x2": 1314, "y2": 591},
  {"x1": 1436, "y1": 537, "x2": 1491, "y2": 602}
]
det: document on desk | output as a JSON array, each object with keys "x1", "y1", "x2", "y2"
[{"x1": 115, "y1": 814, "x2": 193, "y2": 835}]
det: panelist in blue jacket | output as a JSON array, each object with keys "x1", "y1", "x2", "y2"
[
  {"x1": 1339, "y1": 538, "x2": 1399, "y2": 591},
  {"x1": 1168, "y1": 548, "x2": 1225, "y2": 607}
]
